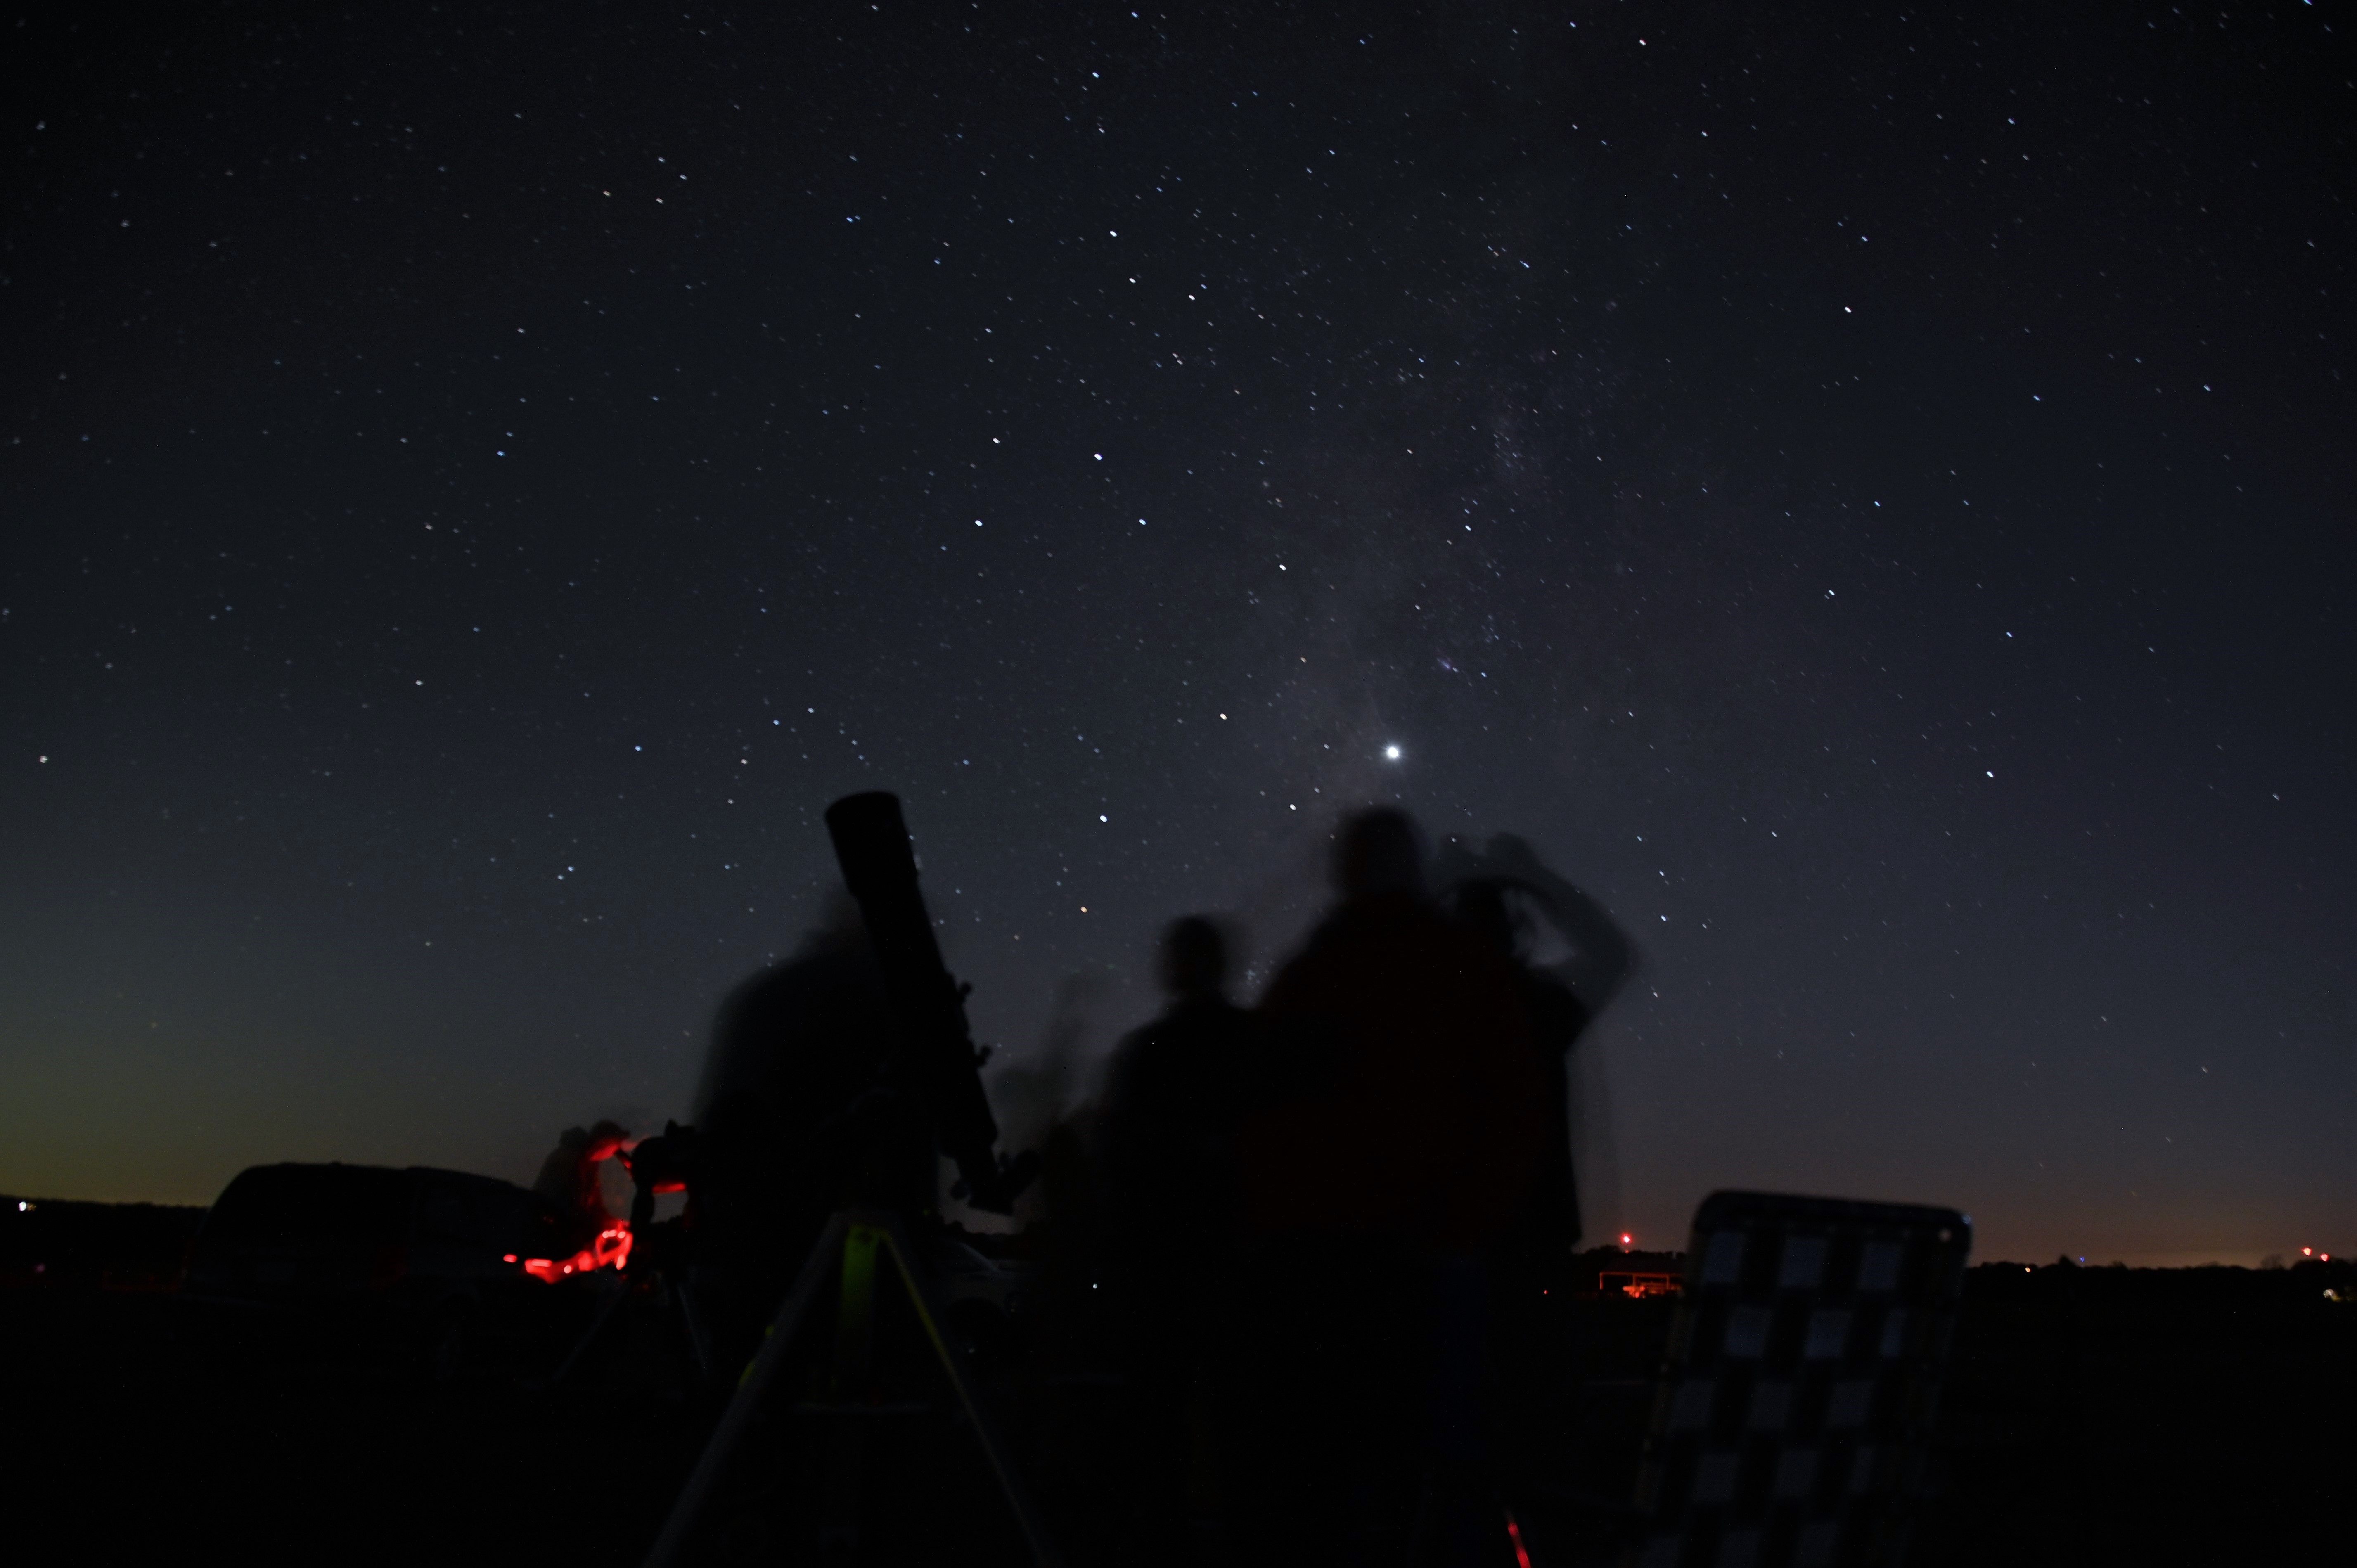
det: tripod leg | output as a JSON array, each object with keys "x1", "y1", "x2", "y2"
[
  {"x1": 829, "y1": 1224, "x2": 883, "y2": 1395},
  {"x1": 874, "y1": 1213, "x2": 1064, "y2": 1568},
  {"x1": 545, "y1": 1273, "x2": 629, "y2": 1388},
  {"x1": 639, "y1": 1212, "x2": 852, "y2": 1568},
  {"x1": 816, "y1": 1224, "x2": 886, "y2": 1563},
  {"x1": 672, "y1": 1275, "x2": 713, "y2": 1385}
]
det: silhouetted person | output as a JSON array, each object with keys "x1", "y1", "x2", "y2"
[
  {"x1": 689, "y1": 893, "x2": 917, "y2": 1376},
  {"x1": 1100, "y1": 916, "x2": 1254, "y2": 1266},
  {"x1": 1447, "y1": 882, "x2": 1588, "y2": 1281},
  {"x1": 1436, "y1": 841, "x2": 1632, "y2": 1257},
  {"x1": 1097, "y1": 916, "x2": 1256, "y2": 1564},
  {"x1": 1434, "y1": 836, "x2": 1634, "y2": 1520},
  {"x1": 1231, "y1": 808, "x2": 1544, "y2": 1568},
  {"x1": 1435, "y1": 834, "x2": 1635, "y2": 1269},
  {"x1": 533, "y1": 1119, "x2": 630, "y2": 1247}
]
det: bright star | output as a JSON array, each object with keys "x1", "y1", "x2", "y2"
[{"x1": 1384, "y1": 744, "x2": 1402, "y2": 761}]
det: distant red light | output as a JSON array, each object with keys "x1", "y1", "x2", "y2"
[{"x1": 1620, "y1": 1233, "x2": 1633, "y2": 1247}]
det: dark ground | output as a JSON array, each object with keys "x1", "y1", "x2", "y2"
[
  {"x1": 1907, "y1": 1261, "x2": 2355, "y2": 1566},
  {"x1": 2, "y1": 1217, "x2": 2349, "y2": 1566}
]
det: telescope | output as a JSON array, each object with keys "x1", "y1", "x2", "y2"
[
  {"x1": 637, "y1": 793, "x2": 1060, "y2": 1568},
  {"x1": 824, "y1": 791, "x2": 1038, "y2": 1215}
]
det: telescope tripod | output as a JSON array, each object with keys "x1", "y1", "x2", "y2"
[
  {"x1": 640, "y1": 1207, "x2": 1059, "y2": 1568},
  {"x1": 541, "y1": 1233, "x2": 713, "y2": 1395}
]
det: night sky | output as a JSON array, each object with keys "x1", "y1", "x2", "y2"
[{"x1": 3, "y1": 2, "x2": 2348, "y2": 1265}]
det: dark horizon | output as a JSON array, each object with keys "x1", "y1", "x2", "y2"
[{"x1": 2, "y1": 1, "x2": 2348, "y2": 1267}]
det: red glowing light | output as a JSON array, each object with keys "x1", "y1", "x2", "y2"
[
  {"x1": 1620, "y1": 1233, "x2": 1633, "y2": 1247},
  {"x1": 1504, "y1": 1511, "x2": 1533, "y2": 1568},
  {"x1": 2303, "y1": 1247, "x2": 2314, "y2": 1257},
  {"x1": 519, "y1": 1221, "x2": 632, "y2": 1284}
]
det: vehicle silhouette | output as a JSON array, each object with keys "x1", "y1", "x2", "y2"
[{"x1": 180, "y1": 1161, "x2": 594, "y2": 1379}]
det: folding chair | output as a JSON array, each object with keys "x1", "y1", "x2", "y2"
[{"x1": 1621, "y1": 1192, "x2": 1970, "y2": 1568}]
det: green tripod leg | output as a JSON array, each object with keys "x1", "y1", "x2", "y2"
[
  {"x1": 815, "y1": 1222, "x2": 885, "y2": 1562},
  {"x1": 636, "y1": 1209, "x2": 1060, "y2": 1568}
]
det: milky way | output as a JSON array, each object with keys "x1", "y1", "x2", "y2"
[{"x1": 2, "y1": 4, "x2": 2347, "y2": 1264}]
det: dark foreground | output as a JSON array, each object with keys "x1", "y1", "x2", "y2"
[{"x1": 2, "y1": 1260, "x2": 2349, "y2": 1567}]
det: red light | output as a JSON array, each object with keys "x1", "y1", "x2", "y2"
[
  {"x1": 2303, "y1": 1247, "x2": 2314, "y2": 1257},
  {"x1": 520, "y1": 1222, "x2": 633, "y2": 1284},
  {"x1": 1504, "y1": 1511, "x2": 1533, "y2": 1568},
  {"x1": 1620, "y1": 1233, "x2": 1633, "y2": 1247},
  {"x1": 502, "y1": 1254, "x2": 517, "y2": 1263}
]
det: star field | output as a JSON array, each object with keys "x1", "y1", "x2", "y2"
[{"x1": 1, "y1": 2, "x2": 2348, "y2": 1264}]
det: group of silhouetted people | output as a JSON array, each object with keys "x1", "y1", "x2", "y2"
[
  {"x1": 641, "y1": 800, "x2": 1627, "y2": 1567},
  {"x1": 1089, "y1": 807, "x2": 1630, "y2": 1568}
]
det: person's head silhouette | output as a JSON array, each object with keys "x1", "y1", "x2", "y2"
[
  {"x1": 1333, "y1": 807, "x2": 1426, "y2": 899},
  {"x1": 583, "y1": 1119, "x2": 631, "y2": 1163},
  {"x1": 1157, "y1": 914, "x2": 1228, "y2": 1003}
]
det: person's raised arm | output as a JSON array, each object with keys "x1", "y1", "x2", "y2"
[{"x1": 1485, "y1": 833, "x2": 1636, "y2": 1011}]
